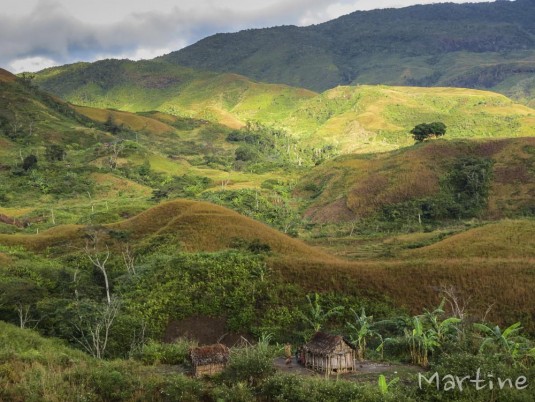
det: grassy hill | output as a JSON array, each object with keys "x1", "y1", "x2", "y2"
[
  {"x1": 1, "y1": 199, "x2": 534, "y2": 334},
  {"x1": 403, "y1": 219, "x2": 535, "y2": 259},
  {"x1": 0, "y1": 199, "x2": 329, "y2": 261},
  {"x1": 297, "y1": 137, "x2": 535, "y2": 223},
  {"x1": 0, "y1": 69, "x2": 306, "y2": 235},
  {"x1": 283, "y1": 85, "x2": 535, "y2": 153},
  {"x1": 0, "y1": 68, "x2": 113, "y2": 156},
  {"x1": 33, "y1": 60, "x2": 316, "y2": 128},
  {"x1": 159, "y1": 0, "x2": 535, "y2": 105},
  {"x1": 32, "y1": 62, "x2": 535, "y2": 154}
]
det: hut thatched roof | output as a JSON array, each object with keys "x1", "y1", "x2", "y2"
[
  {"x1": 303, "y1": 332, "x2": 355, "y2": 356},
  {"x1": 189, "y1": 344, "x2": 230, "y2": 366}
]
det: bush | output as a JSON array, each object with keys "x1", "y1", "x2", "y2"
[
  {"x1": 223, "y1": 340, "x2": 278, "y2": 386},
  {"x1": 22, "y1": 155, "x2": 37, "y2": 171},
  {"x1": 134, "y1": 339, "x2": 196, "y2": 366},
  {"x1": 260, "y1": 374, "x2": 397, "y2": 402},
  {"x1": 159, "y1": 375, "x2": 206, "y2": 402},
  {"x1": 72, "y1": 362, "x2": 142, "y2": 402}
]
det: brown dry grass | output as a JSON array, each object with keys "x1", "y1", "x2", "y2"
[
  {"x1": 300, "y1": 137, "x2": 535, "y2": 223},
  {"x1": 111, "y1": 200, "x2": 330, "y2": 259},
  {"x1": 404, "y1": 220, "x2": 535, "y2": 259},
  {"x1": 0, "y1": 252, "x2": 10, "y2": 265},
  {"x1": 0, "y1": 68, "x2": 16, "y2": 83},
  {"x1": 73, "y1": 105, "x2": 175, "y2": 135},
  {"x1": 273, "y1": 256, "x2": 535, "y2": 330},
  {"x1": 0, "y1": 200, "x2": 332, "y2": 260},
  {"x1": 0, "y1": 200, "x2": 533, "y2": 331}
]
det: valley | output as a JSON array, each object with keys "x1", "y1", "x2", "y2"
[{"x1": 1, "y1": 1, "x2": 535, "y2": 399}]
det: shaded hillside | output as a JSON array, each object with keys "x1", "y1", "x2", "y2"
[
  {"x1": 0, "y1": 68, "x2": 17, "y2": 83},
  {"x1": 0, "y1": 69, "x2": 112, "y2": 154},
  {"x1": 297, "y1": 138, "x2": 535, "y2": 223},
  {"x1": 160, "y1": 0, "x2": 535, "y2": 104}
]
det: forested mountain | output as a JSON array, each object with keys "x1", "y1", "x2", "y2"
[{"x1": 160, "y1": 0, "x2": 535, "y2": 104}]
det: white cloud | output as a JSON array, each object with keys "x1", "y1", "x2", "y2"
[{"x1": 9, "y1": 56, "x2": 58, "y2": 73}]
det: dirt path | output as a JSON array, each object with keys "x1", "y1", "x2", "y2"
[{"x1": 274, "y1": 357, "x2": 422, "y2": 382}]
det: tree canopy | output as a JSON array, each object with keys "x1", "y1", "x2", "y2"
[{"x1": 411, "y1": 122, "x2": 447, "y2": 142}]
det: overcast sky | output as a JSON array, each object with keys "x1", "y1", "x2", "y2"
[{"x1": 2, "y1": 0, "x2": 496, "y2": 73}]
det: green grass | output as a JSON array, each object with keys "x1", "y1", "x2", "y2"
[{"x1": 32, "y1": 61, "x2": 535, "y2": 155}]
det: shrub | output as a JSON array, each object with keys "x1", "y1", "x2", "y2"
[
  {"x1": 134, "y1": 339, "x2": 196, "y2": 366},
  {"x1": 159, "y1": 375, "x2": 206, "y2": 402},
  {"x1": 223, "y1": 338, "x2": 278, "y2": 386},
  {"x1": 260, "y1": 374, "x2": 397, "y2": 402}
]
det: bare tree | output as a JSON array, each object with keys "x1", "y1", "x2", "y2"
[
  {"x1": 72, "y1": 268, "x2": 80, "y2": 300},
  {"x1": 85, "y1": 234, "x2": 112, "y2": 305},
  {"x1": 122, "y1": 244, "x2": 136, "y2": 276},
  {"x1": 108, "y1": 141, "x2": 124, "y2": 169},
  {"x1": 73, "y1": 297, "x2": 120, "y2": 359},
  {"x1": 16, "y1": 303, "x2": 33, "y2": 329},
  {"x1": 9, "y1": 112, "x2": 23, "y2": 139},
  {"x1": 439, "y1": 284, "x2": 471, "y2": 320},
  {"x1": 128, "y1": 320, "x2": 147, "y2": 358}
]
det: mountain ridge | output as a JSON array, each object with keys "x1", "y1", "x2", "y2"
[{"x1": 159, "y1": 0, "x2": 535, "y2": 104}]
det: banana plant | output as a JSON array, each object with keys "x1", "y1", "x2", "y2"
[
  {"x1": 405, "y1": 316, "x2": 441, "y2": 367},
  {"x1": 300, "y1": 293, "x2": 344, "y2": 334},
  {"x1": 473, "y1": 322, "x2": 522, "y2": 354},
  {"x1": 346, "y1": 307, "x2": 378, "y2": 361},
  {"x1": 473, "y1": 321, "x2": 533, "y2": 365},
  {"x1": 378, "y1": 374, "x2": 399, "y2": 395}
]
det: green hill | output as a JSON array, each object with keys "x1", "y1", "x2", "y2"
[
  {"x1": 33, "y1": 60, "x2": 316, "y2": 128},
  {"x1": 33, "y1": 62, "x2": 535, "y2": 154},
  {"x1": 160, "y1": 0, "x2": 535, "y2": 105},
  {"x1": 0, "y1": 68, "x2": 113, "y2": 155}
]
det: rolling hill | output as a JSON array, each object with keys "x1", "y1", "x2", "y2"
[
  {"x1": 160, "y1": 0, "x2": 535, "y2": 105},
  {"x1": 0, "y1": 199, "x2": 534, "y2": 333},
  {"x1": 0, "y1": 199, "x2": 330, "y2": 260},
  {"x1": 0, "y1": 68, "x2": 113, "y2": 154},
  {"x1": 296, "y1": 137, "x2": 535, "y2": 223},
  {"x1": 33, "y1": 60, "x2": 316, "y2": 129},
  {"x1": 32, "y1": 62, "x2": 535, "y2": 154}
]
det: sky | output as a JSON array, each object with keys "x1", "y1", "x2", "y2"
[{"x1": 1, "y1": 0, "x2": 496, "y2": 73}]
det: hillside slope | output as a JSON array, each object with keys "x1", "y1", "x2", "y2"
[
  {"x1": 1, "y1": 201, "x2": 534, "y2": 332},
  {"x1": 160, "y1": 0, "x2": 535, "y2": 104},
  {"x1": 33, "y1": 60, "x2": 316, "y2": 128},
  {"x1": 0, "y1": 69, "x2": 113, "y2": 155},
  {"x1": 0, "y1": 199, "x2": 330, "y2": 261},
  {"x1": 297, "y1": 137, "x2": 535, "y2": 222},
  {"x1": 403, "y1": 219, "x2": 535, "y2": 259},
  {"x1": 33, "y1": 62, "x2": 535, "y2": 154}
]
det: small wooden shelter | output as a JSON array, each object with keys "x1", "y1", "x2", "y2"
[
  {"x1": 189, "y1": 343, "x2": 230, "y2": 377},
  {"x1": 301, "y1": 332, "x2": 356, "y2": 374}
]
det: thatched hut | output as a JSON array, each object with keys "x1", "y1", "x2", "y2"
[
  {"x1": 301, "y1": 332, "x2": 356, "y2": 374},
  {"x1": 189, "y1": 343, "x2": 230, "y2": 377}
]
